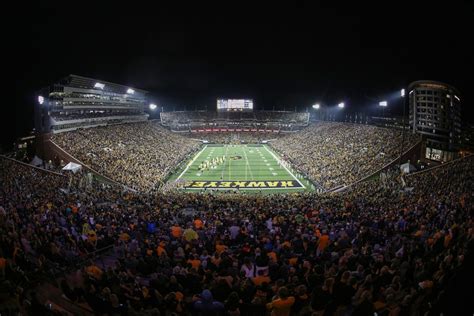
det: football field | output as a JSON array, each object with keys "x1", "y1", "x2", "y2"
[{"x1": 169, "y1": 144, "x2": 313, "y2": 193}]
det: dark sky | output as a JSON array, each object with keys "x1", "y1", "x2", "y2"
[{"x1": 3, "y1": 1, "x2": 473, "y2": 149}]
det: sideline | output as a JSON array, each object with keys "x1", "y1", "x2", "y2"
[{"x1": 176, "y1": 145, "x2": 208, "y2": 181}]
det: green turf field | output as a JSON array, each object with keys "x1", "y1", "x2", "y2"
[{"x1": 169, "y1": 144, "x2": 314, "y2": 193}]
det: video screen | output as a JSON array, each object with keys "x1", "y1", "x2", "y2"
[{"x1": 217, "y1": 99, "x2": 253, "y2": 111}]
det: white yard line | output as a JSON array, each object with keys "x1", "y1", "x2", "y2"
[
  {"x1": 176, "y1": 145, "x2": 208, "y2": 181},
  {"x1": 221, "y1": 145, "x2": 229, "y2": 180},
  {"x1": 263, "y1": 145, "x2": 306, "y2": 189},
  {"x1": 242, "y1": 145, "x2": 254, "y2": 181}
]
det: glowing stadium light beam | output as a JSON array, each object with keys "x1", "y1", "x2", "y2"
[
  {"x1": 38, "y1": 96, "x2": 44, "y2": 105},
  {"x1": 94, "y1": 82, "x2": 105, "y2": 89},
  {"x1": 149, "y1": 103, "x2": 157, "y2": 110},
  {"x1": 400, "y1": 89, "x2": 405, "y2": 97},
  {"x1": 312, "y1": 104, "x2": 320, "y2": 109},
  {"x1": 337, "y1": 102, "x2": 345, "y2": 108},
  {"x1": 127, "y1": 88, "x2": 135, "y2": 94},
  {"x1": 379, "y1": 101, "x2": 388, "y2": 107}
]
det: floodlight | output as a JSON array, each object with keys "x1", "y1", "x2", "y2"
[
  {"x1": 94, "y1": 82, "x2": 105, "y2": 89},
  {"x1": 338, "y1": 102, "x2": 345, "y2": 108},
  {"x1": 379, "y1": 101, "x2": 388, "y2": 107},
  {"x1": 38, "y1": 96, "x2": 44, "y2": 105},
  {"x1": 149, "y1": 103, "x2": 157, "y2": 110},
  {"x1": 127, "y1": 88, "x2": 135, "y2": 94},
  {"x1": 400, "y1": 89, "x2": 405, "y2": 97},
  {"x1": 313, "y1": 104, "x2": 320, "y2": 109}
]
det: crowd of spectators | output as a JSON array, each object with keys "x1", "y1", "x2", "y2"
[
  {"x1": 161, "y1": 111, "x2": 309, "y2": 125},
  {"x1": 1, "y1": 152, "x2": 472, "y2": 315},
  {"x1": 52, "y1": 122, "x2": 200, "y2": 192},
  {"x1": 51, "y1": 110, "x2": 145, "y2": 122},
  {"x1": 161, "y1": 111, "x2": 309, "y2": 133},
  {"x1": 272, "y1": 122, "x2": 420, "y2": 190}
]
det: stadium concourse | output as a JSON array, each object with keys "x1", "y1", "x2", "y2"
[
  {"x1": 51, "y1": 121, "x2": 420, "y2": 193},
  {"x1": 1, "y1": 148, "x2": 473, "y2": 315}
]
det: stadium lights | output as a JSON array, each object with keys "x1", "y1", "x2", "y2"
[
  {"x1": 149, "y1": 103, "x2": 157, "y2": 110},
  {"x1": 338, "y1": 102, "x2": 345, "y2": 108},
  {"x1": 38, "y1": 95, "x2": 44, "y2": 105},
  {"x1": 400, "y1": 89, "x2": 405, "y2": 97},
  {"x1": 127, "y1": 88, "x2": 135, "y2": 94},
  {"x1": 379, "y1": 101, "x2": 388, "y2": 107},
  {"x1": 94, "y1": 82, "x2": 105, "y2": 89},
  {"x1": 312, "y1": 104, "x2": 320, "y2": 110}
]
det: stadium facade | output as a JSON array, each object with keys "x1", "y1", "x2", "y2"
[
  {"x1": 160, "y1": 111, "x2": 310, "y2": 132},
  {"x1": 408, "y1": 80, "x2": 462, "y2": 162},
  {"x1": 35, "y1": 74, "x2": 149, "y2": 134}
]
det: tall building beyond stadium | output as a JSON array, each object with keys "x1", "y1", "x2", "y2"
[
  {"x1": 408, "y1": 80, "x2": 462, "y2": 162},
  {"x1": 35, "y1": 74, "x2": 149, "y2": 134}
]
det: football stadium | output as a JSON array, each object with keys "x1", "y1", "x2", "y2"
[
  {"x1": 2, "y1": 4, "x2": 474, "y2": 315},
  {"x1": 1, "y1": 74, "x2": 472, "y2": 315}
]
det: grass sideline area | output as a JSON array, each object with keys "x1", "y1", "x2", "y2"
[{"x1": 166, "y1": 144, "x2": 315, "y2": 193}]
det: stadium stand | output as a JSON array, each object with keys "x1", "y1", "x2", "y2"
[
  {"x1": 160, "y1": 111, "x2": 309, "y2": 132},
  {"x1": 272, "y1": 122, "x2": 421, "y2": 190},
  {"x1": 51, "y1": 122, "x2": 200, "y2": 191}
]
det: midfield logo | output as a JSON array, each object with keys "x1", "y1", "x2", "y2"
[{"x1": 183, "y1": 180, "x2": 302, "y2": 189}]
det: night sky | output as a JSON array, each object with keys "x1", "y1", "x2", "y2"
[{"x1": 3, "y1": 1, "x2": 473, "y2": 150}]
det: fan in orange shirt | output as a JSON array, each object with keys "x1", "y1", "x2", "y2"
[
  {"x1": 253, "y1": 270, "x2": 271, "y2": 286},
  {"x1": 266, "y1": 287, "x2": 295, "y2": 316},
  {"x1": 171, "y1": 224, "x2": 182, "y2": 239},
  {"x1": 444, "y1": 232, "x2": 452, "y2": 248},
  {"x1": 0, "y1": 257, "x2": 6, "y2": 277},
  {"x1": 194, "y1": 218, "x2": 204, "y2": 229},
  {"x1": 85, "y1": 264, "x2": 103, "y2": 280},
  {"x1": 317, "y1": 232, "x2": 329, "y2": 254},
  {"x1": 215, "y1": 241, "x2": 228, "y2": 254},
  {"x1": 268, "y1": 251, "x2": 278, "y2": 263},
  {"x1": 157, "y1": 241, "x2": 167, "y2": 257},
  {"x1": 119, "y1": 231, "x2": 130, "y2": 242},
  {"x1": 187, "y1": 255, "x2": 201, "y2": 269},
  {"x1": 288, "y1": 257, "x2": 298, "y2": 266}
]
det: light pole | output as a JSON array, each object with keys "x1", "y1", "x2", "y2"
[
  {"x1": 398, "y1": 89, "x2": 406, "y2": 165},
  {"x1": 312, "y1": 104, "x2": 320, "y2": 120},
  {"x1": 379, "y1": 100, "x2": 387, "y2": 119},
  {"x1": 337, "y1": 103, "x2": 345, "y2": 122}
]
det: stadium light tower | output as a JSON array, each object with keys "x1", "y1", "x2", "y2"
[
  {"x1": 337, "y1": 102, "x2": 345, "y2": 109},
  {"x1": 399, "y1": 87, "x2": 407, "y2": 165},
  {"x1": 149, "y1": 103, "x2": 157, "y2": 110},
  {"x1": 312, "y1": 103, "x2": 320, "y2": 110},
  {"x1": 379, "y1": 100, "x2": 388, "y2": 118},
  {"x1": 94, "y1": 82, "x2": 105, "y2": 89}
]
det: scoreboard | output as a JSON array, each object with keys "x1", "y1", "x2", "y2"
[{"x1": 217, "y1": 99, "x2": 254, "y2": 111}]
